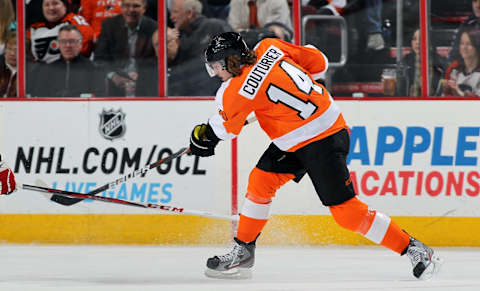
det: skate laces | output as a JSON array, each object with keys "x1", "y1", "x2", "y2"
[
  {"x1": 218, "y1": 243, "x2": 244, "y2": 263},
  {"x1": 407, "y1": 242, "x2": 431, "y2": 267}
]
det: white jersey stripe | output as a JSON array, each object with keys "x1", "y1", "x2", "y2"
[
  {"x1": 272, "y1": 99, "x2": 341, "y2": 151},
  {"x1": 364, "y1": 212, "x2": 391, "y2": 244},
  {"x1": 7, "y1": 170, "x2": 11, "y2": 192}
]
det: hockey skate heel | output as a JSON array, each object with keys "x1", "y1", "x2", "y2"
[{"x1": 204, "y1": 237, "x2": 256, "y2": 279}]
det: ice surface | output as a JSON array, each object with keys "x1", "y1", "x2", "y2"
[{"x1": 0, "y1": 245, "x2": 478, "y2": 291}]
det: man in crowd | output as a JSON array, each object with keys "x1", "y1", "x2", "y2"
[
  {"x1": 29, "y1": 25, "x2": 101, "y2": 97},
  {"x1": 95, "y1": 0, "x2": 157, "y2": 96},
  {"x1": 167, "y1": 0, "x2": 231, "y2": 96}
]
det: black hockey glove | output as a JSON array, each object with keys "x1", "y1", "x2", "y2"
[{"x1": 189, "y1": 123, "x2": 220, "y2": 157}]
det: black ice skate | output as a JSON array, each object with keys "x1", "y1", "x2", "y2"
[
  {"x1": 204, "y1": 237, "x2": 256, "y2": 279},
  {"x1": 404, "y1": 237, "x2": 443, "y2": 280}
]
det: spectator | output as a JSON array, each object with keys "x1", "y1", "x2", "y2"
[
  {"x1": 0, "y1": 0, "x2": 15, "y2": 56},
  {"x1": 200, "y1": 0, "x2": 230, "y2": 19},
  {"x1": 263, "y1": 21, "x2": 292, "y2": 42},
  {"x1": 168, "y1": 0, "x2": 231, "y2": 96},
  {"x1": 449, "y1": 0, "x2": 480, "y2": 62},
  {"x1": 401, "y1": 28, "x2": 446, "y2": 97},
  {"x1": 94, "y1": 0, "x2": 157, "y2": 97},
  {"x1": 365, "y1": 0, "x2": 384, "y2": 50},
  {"x1": 0, "y1": 32, "x2": 16, "y2": 97},
  {"x1": 25, "y1": 0, "x2": 78, "y2": 27},
  {"x1": 443, "y1": 29, "x2": 480, "y2": 97},
  {"x1": 227, "y1": 0, "x2": 292, "y2": 40},
  {"x1": 28, "y1": 0, "x2": 94, "y2": 64},
  {"x1": 79, "y1": 0, "x2": 122, "y2": 42},
  {"x1": 29, "y1": 25, "x2": 101, "y2": 97}
]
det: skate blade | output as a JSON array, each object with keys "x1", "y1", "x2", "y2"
[
  {"x1": 419, "y1": 254, "x2": 444, "y2": 280},
  {"x1": 204, "y1": 267, "x2": 252, "y2": 280}
]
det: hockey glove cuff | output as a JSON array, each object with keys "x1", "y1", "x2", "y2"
[
  {"x1": 189, "y1": 123, "x2": 220, "y2": 157},
  {"x1": 0, "y1": 155, "x2": 17, "y2": 195}
]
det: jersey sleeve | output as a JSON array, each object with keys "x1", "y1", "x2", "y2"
[
  {"x1": 209, "y1": 113, "x2": 236, "y2": 140},
  {"x1": 209, "y1": 108, "x2": 252, "y2": 141},
  {"x1": 260, "y1": 39, "x2": 329, "y2": 80},
  {"x1": 208, "y1": 80, "x2": 254, "y2": 140}
]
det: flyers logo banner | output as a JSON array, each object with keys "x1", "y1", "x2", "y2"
[{"x1": 99, "y1": 109, "x2": 126, "y2": 140}]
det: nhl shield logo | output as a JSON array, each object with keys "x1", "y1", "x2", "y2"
[{"x1": 99, "y1": 109, "x2": 126, "y2": 140}]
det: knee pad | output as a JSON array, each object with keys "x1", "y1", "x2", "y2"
[
  {"x1": 329, "y1": 197, "x2": 373, "y2": 233},
  {"x1": 246, "y1": 168, "x2": 294, "y2": 203}
]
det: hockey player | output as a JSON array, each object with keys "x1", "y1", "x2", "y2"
[
  {"x1": 0, "y1": 155, "x2": 16, "y2": 195},
  {"x1": 188, "y1": 32, "x2": 442, "y2": 280}
]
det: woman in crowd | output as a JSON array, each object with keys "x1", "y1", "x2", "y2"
[
  {"x1": 443, "y1": 29, "x2": 480, "y2": 97},
  {"x1": 0, "y1": 0, "x2": 15, "y2": 56},
  {"x1": 401, "y1": 28, "x2": 446, "y2": 96},
  {"x1": 28, "y1": 0, "x2": 94, "y2": 63},
  {"x1": 0, "y1": 32, "x2": 17, "y2": 97}
]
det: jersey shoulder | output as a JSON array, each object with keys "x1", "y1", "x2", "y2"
[
  {"x1": 63, "y1": 13, "x2": 91, "y2": 27},
  {"x1": 253, "y1": 38, "x2": 285, "y2": 54}
]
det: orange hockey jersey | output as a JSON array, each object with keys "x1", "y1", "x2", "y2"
[
  {"x1": 208, "y1": 38, "x2": 347, "y2": 152},
  {"x1": 79, "y1": 0, "x2": 122, "y2": 40}
]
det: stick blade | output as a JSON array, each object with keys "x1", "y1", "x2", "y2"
[
  {"x1": 43, "y1": 178, "x2": 84, "y2": 205},
  {"x1": 50, "y1": 194, "x2": 83, "y2": 206},
  {"x1": 35, "y1": 179, "x2": 81, "y2": 205}
]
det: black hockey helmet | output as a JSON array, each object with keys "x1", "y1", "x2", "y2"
[{"x1": 204, "y1": 32, "x2": 250, "y2": 64}]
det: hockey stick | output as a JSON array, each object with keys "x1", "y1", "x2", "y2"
[
  {"x1": 50, "y1": 147, "x2": 191, "y2": 206},
  {"x1": 50, "y1": 115, "x2": 257, "y2": 207},
  {"x1": 21, "y1": 183, "x2": 239, "y2": 221}
]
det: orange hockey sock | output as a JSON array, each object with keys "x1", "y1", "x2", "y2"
[
  {"x1": 330, "y1": 197, "x2": 410, "y2": 254},
  {"x1": 236, "y1": 214, "x2": 268, "y2": 243},
  {"x1": 379, "y1": 221, "x2": 410, "y2": 254}
]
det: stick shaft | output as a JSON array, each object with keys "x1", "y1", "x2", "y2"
[
  {"x1": 93, "y1": 147, "x2": 190, "y2": 195},
  {"x1": 22, "y1": 183, "x2": 239, "y2": 221},
  {"x1": 50, "y1": 147, "x2": 190, "y2": 205}
]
